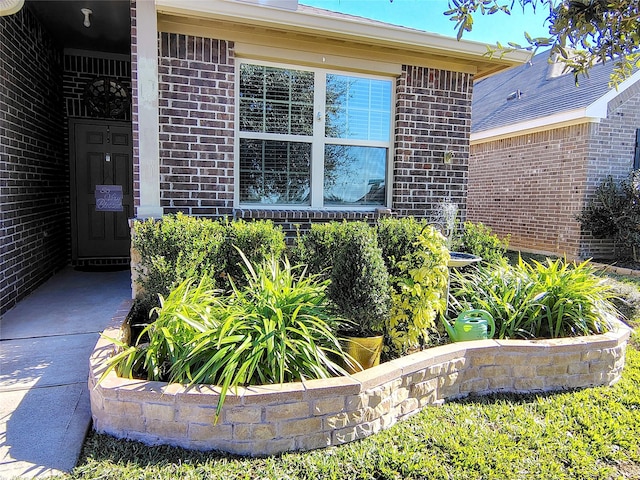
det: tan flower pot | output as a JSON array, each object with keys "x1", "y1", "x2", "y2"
[{"x1": 342, "y1": 335, "x2": 384, "y2": 374}]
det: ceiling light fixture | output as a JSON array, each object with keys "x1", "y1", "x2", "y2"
[
  {"x1": 81, "y1": 8, "x2": 92, "y2": 28},
  {"x1": 0, "y1": 0, "x2": 25, "y2": 16}
]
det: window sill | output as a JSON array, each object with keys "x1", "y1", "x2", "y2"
[{"x1": 233, "y1": 207, "x2": 393, "y2": 221}]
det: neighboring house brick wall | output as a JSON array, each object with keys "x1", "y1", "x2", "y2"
[
  {"x1": 0, "y1": 7, "x2": 66, "y2": 314},
  {"x1": 468, "y1": 124, "x2": 591, "y2": 258},
  {"x1": 469, "y1": 85, "x2": 640, "y2": 259},
  {"x1": 579, "y1": 85, "x2": 640, "y2": 257}
]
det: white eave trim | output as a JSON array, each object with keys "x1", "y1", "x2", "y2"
[
  {"x1": 586, "y1": 68, "x2": 640, "y2": 118},
  {"x1": 470, "y1": 109, "x2": 600, "y2": 144},
  {"x1": 471, "y1": 68, "x2": 640, "y2": 144},
  {"x1": 155, "y1": 0, "x2": 531, "y2": 66}
]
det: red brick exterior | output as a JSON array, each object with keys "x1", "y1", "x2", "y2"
[
  {"x1": 469, "y1": 84, "x2": 640, "y2": 259},
  {"x1": 134, "y1": 29, "x2": 474, "y2": 235},
  {"x1": 130, "y1": 0, "x2": 140, "y2": 210},
  {"x1": 394, "y1": 66, "x2": 473, "y2": 220},
  {"x1": 157, "y1": 33, "x2": 235, "y2": 217},
  {"x1": 63, "y1": 53, "x2": 131, "y2": 121},
  {"x1": 1, "y1": 7, "x2": 67, "y2": 314}
]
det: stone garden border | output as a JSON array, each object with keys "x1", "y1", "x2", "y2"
[{"x1": 89, "y1": 300, "x2": 631, "y2": 456}]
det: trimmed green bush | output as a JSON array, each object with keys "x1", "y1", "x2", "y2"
[
  {"x1": 291, "y1": 222, "x2": 344, "y2": 282},
  {"x1": 224, "y1": 219, "x2": 286, "y2": 286},
  {"x1": 133, "y1": 213, "x2": 227, "y2": 311},
  {"x1": 459, "y1": 221, "x2": 509, "y2": 264},
  {"x1": 132, "y1": 214, "x2": 286, "y2": 311},
  {"x1": 328, "y1": 222, "x2": 391, "y2": 336}
]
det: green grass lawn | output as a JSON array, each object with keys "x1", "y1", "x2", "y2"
[{"x1": 61, "y1": 272, "x2": 640, "y2": 480}]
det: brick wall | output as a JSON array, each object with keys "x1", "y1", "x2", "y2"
[
  {"x1": 157, "y1": 32, "x2": 235, "y2": 217},
  {"x1": 63, "y1": 52, "x2": 131, "y2": 120},
  {"x1": 1, "y1": 7, "x2": 66, "y2": 314},
  {"x1": 393, "y1": 66, "x2": 473, "y2": 220},
  {"x1": 468, "y1": 124, "x2": 592, "y2": 258},
  {"x1": 141, "y1": 31, "x2": 473, "y2": 234},
  {"x1": 469, "y1": 82, "x2": 640, "y2": 259},
  {"x1": 580, "y1": 82, "x2": 640, "y2": 258},
  {"x1": 130, "y1": 1, "x2": 141, "y2": 211}
]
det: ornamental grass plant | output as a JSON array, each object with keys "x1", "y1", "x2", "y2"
[
  {"x1": 451, "y1": 256, "x2": 618, "y2": 339},
  {"x1": 102, "y1": 250, "x2": 348, "y2": 419}
]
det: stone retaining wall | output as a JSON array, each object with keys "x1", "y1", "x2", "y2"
[{"x1": 89, "y1": 300, "x2": 631, "y2": 456}]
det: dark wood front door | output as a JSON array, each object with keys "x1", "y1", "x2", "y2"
[{"x1": 71, "y1": 121, "x2": 133, "y2": 260}]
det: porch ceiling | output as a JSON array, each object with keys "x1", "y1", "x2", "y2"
[{"x1": 26, "y1": 0, "x2": 130, "y2": 55}]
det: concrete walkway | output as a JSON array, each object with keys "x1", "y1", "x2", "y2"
[{"x1": 0, "y1": 268, "x2": 131, "y2": 479}]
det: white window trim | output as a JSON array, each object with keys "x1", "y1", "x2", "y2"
[{"x1": 234, "y1": 58, "x2": 395, "y2": 210}]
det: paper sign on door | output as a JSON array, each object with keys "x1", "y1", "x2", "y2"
[{"x1": 95, "y1": 185, "x2": 123, "y2": 212}]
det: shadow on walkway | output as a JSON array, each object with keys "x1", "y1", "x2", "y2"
[{"x1": 0, "y1": 268, "x2": 131, "y2": 478}]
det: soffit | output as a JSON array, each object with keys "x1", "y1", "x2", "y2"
[{"x1": 155, "y1": 1, "x2": 528, "y2": 79}]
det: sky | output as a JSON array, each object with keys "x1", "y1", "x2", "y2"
[{"x1": 300, "y1": 0, "x2": 551, "y2": 46}]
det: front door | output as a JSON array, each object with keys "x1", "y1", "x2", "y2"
[{"x1": 71, "y1": 120, "x2": 133, "y2": 261}]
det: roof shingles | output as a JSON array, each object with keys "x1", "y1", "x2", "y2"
[{"x1": 471, "y1": 50, "x2": 617, "y2": 133}]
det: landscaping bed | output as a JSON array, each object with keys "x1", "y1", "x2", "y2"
[
  {"x1": 89, "y1": 300, "x2": 631, "y2": 456},
  {"x1": 91, "y1": 215, "x2": 632, "y2": 456}
]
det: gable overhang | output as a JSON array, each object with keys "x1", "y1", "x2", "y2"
[
  {"x1": 471, "y1": 68, "x2": 640, "y2": 144},
  {"x1": 154, "y1": 0, "x2": 530, "y2": 78}
]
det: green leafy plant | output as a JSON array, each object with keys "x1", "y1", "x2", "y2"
[
  {"x1": 459, "y1": 221, "x2": 510, "y2": 265},
  {"x1": 102, "y1": 251, "x2": 347, "y2": 421},
  {"x1": 100, "y1": 273, "x2": 221, "y2": 382},
  {"x1": 291, "y1": 222, "x2": 344, "y2": 282},
  {"x1": 328, "y1": 222, "x2": 391, "y2": 337},
  {"x1": 376, "y1": 216, "x2": 428, "y2": 279},
  {"x1": 578, "y1": 172, "x2": 640, "y2": 261},
  {"x1": 132, "y1": 214, "x2": 286, "y2": 312},
  {"x1": 450, "y1": 258, "x2": 539, "y2": 339},
  {"x1": 386, "y1": 225, "x2": 449, "y2": 356},
  {"x1": 451, "y1": 257, "x2": 618, "y2": 339}
]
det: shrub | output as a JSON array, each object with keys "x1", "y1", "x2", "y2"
[
  {"x1": 133, "y1": 213, "x2": 227, "y2": 311},
  {"x1": 578, "y1": 172, "x2": 640, "y2": 260},
  {"x1": 328, "y1": 222, "x2": 391, "y2": 336},
  {"x1": 223, "y1": 219, "x2": 286, "y2": 287},
  {"x1": 451, "y1": 257, "x2": 617, "y2": 339},
  {"x1": 291, "y1": 222, "x2": 344, "y2": 282},
  {"x1": 376, "y1": 216, "x2": 428, "y2": 278},
  {"x1": 603, "y1": 276, "x2": 640, "y2": 326},
  {"x1": 132, "y1": 214, "x2": 286, "y2": 311},
  {"x1": 459, "y1": 221, "x2": 509, "y2": 264},
  {"x1": 385, "y1": 225, "x2": 449, "y2": 357},
  {"x1": 103, "y1": 251, "x2": 347, "y2": 421}
]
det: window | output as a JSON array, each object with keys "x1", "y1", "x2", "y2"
[{"x1": 237, "y1": 62, "x2": 393, "y2": 208}]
